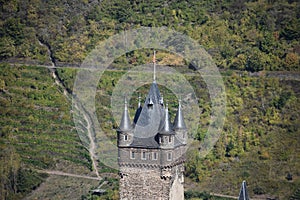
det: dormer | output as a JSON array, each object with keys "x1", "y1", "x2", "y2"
[
  {"x1": 148, "y1": 96, "x2": 154, "y2": 108},
  {"x1": 159, "y1": 94, "x2": 164, "y2": 106}
]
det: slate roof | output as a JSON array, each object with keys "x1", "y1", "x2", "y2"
[
  {"x1": 133, "y1": 96, "x2": 142, "y2": 124},
  {"x1": 173, "y1": 100, "x2": 187, "y2": 130},
  {"x1": 133, "y1": 82, "x2": 164, "y2": 139},
  {"x1": 174, "y1": 135, "x2": 184, "y2": 147},
  {"x1": 118, "y1": 97, "x2": 132, "y2": 131},
  {"x1": 118, "y1": 80, "x2": 187, "y2": 149},
  {"x1": 158, "y1": 104, "x2": 174, "y2": 135},
  {"x1": 130, "y1": 136, "x2": 160, "y2": 148},
  {"x1": 238, "y1": 180, "x2": 250, "y2": 200}
]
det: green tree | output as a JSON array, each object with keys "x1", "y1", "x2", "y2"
[
  {"x1": 0, "y1": 37, "x2": 16, "y2": 58},
  {"x1": 0, "y1": 79, "x2": 5, "y2": 91},
  {"x1": 285, "y1": 52, "x2": 299, "y2": 70},
  {"x1": 0, "y1": 144, "x2": 21, "y2": 199},
  {"x1": 246, "y1": 48, "x2": 269, "y2": 72}
]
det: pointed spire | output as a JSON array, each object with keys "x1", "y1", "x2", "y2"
[
  {"x1": 133, "y1": 95, "x2": 142, "y2": 124},
  {"x1": 153, "y1": 50, "x2": 156, "y2": 83},
  {"x1": 138, "y1": 95, "x2": 141, "y2": 108},
  {"x1": 238, "y1": 180, "x2": 250, "y2": 200},
  {"x1": 159, "y1": 94, "x2": 164, "y2": 105},
  {"x1": 119, "y1": 96, "x2": 132, "y2": 131},
  {"x1": 173, "y1": 99, "x2": 187, "y2": 130},
  {"x1": 159, "y1": 103, "x2": 172, "y2": 133}
]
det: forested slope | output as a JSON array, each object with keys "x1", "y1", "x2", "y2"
[{"x1": 0, "y1": 0, "x2": 299, "y2": 71}]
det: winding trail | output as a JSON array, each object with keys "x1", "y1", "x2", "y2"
[
  {"x1": 82, "y1": 105, "x2": 100, "y2": 178},
  {"x1": 38, "y1": 39, "x2": 100, "y2": 179}
]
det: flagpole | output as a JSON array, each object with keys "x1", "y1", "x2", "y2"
[{"x1": 153, "y1": 50, "x2": 156, "y2": 82}]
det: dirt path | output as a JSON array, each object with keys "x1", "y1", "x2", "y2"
[
  {"x1": 38, "y1": 39, "x2": 101, "y2": 179},
  {"x1": 49, "y1": 65, "x2": 101, "y2": 179},
  {"x1": 210, "y1": 192, "x2": 237, "y2": 199},
  {"x1": 37, "y1": 170, "x2": 101, "y2": 180},
  {"x1": 83, "y1": 110, "x2": 100, "y2": 178}
]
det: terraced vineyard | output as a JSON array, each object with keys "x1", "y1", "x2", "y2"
[{"x1": 0, "y1": 64, "x2": 93, "y2": 199}]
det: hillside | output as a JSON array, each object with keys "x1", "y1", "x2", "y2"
[
  {"x1": 0, "y1": 0, "x2": 300, "y2": 200},
  {"x1": 56, "y1": 61, "x2": 300, "y2": 199},
  {"x1": 0, "y1": 0, "x2": 299, "y2": 71},
  {"x1": 0, "y1": 64, "x2": 102, "y2": 199},
  {"x1": 92, "y1": 65, "x2": 300, "y2": 199}
]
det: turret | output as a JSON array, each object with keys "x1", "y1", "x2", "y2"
[
  {"x1": 118, "y1": 97, "x2": 133, "y2": 147},
  {"x1": 238, "y1": 180, "x2": 250, "y2": 200},
  {"x1": 158, "y1": 103, "x2": 175, "y2": 149},
  {"x1": 173, "y1": 100, "x2": 187, "y2": 144}
]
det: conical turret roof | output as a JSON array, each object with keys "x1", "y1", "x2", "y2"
[
  {"x1": 119, "y1": 97, "x2": 132, "y2": 131},
  {"x1": 238, "y1": 180, "x2": 250, "y2": 200},
  {"x1": 173, "y1": 100, "x2": 187, "y2": 130},
  {"x1": 159, "y1": 103, "x2": 174, "y2": 134}
]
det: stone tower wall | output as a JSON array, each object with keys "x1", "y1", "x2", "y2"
[
  {"x1": 119, "y1": 165, "x2": 184, "y2": 200},
  {"x1": 118, "y1": 146, "x2": 185, "y2": 166},
  {"x1": 119, "y1": 148, "x2": 161, "y2": 166},
  {"x1": 117, "y1": 131, "x2": 133, "y2": 147}
]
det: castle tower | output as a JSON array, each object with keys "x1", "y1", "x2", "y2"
[{"x1": 117, "y1": 52, "x2": 187, "y2": 200}]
